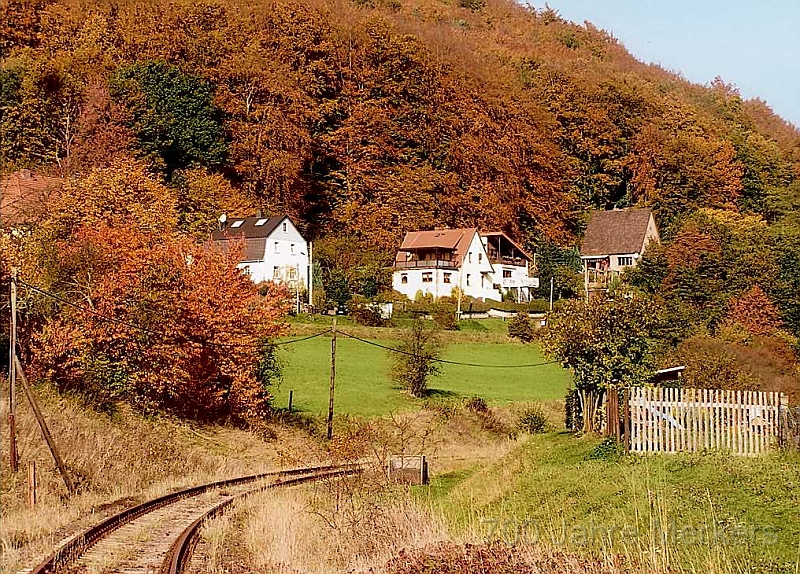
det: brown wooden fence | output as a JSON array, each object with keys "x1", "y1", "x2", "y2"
[{"x1": 608, "y1": 387, "x2": 789, "y2": 456}]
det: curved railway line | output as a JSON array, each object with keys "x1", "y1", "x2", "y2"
[{"x1": 24, "y1": 464, "x2": 361, "y2": 574}]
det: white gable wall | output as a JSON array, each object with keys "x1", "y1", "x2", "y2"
[
  {"x1": 239, "y1": 218, "x2": 310, "y2": 287},
  {"x1": 392, "y1": 231, "x2": 499, "y2": 301}
]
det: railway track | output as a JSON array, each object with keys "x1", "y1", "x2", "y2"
[{"x1": 23, "y1": 464, "x2": 361, "y2": 574}]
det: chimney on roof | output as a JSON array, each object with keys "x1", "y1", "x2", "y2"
[
  {"x1": 433, "y1": 226, "x2": 449, "y2": 231},
  {"x1": 20, "y1": 169, "x2": 31, "y2": 179},
  {"x1": 256, "y1": 210, "x2": 263, "y2": 218}
]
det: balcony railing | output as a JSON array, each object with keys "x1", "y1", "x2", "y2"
[
  {"x1": 488, "y1": 255, "x2": 528, "y2": 267},
  {"x1": 500, "y1": 277, "x2": 540, "y2": 288},
  {"x1": 395, "y1": 259, "x2": 458, "y2": 270},
  {"x1": 586, "y1": 269, "x2": 619, "y2": 289}
]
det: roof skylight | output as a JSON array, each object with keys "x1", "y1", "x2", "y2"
[
  {"x1": 255, "y1": 218, "x2": 268, "y2": 226},
  {"x1": 231, "y1": 220, "x2": 244, "y2": 228}
]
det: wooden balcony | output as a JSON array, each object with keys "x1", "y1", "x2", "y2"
[
  {"x1": 395, "y1": 259, "x2": 457, "y2": 270},
  {"x1": 488, "y1": 255, "x2": 528, "y2": 267},
  {"x1": 586, "y1": 268, "x2": 619, "y2": 289}
]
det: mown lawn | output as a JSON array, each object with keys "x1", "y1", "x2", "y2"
[
  {"x1": 416, "y1": 433, "x2": 800, "y2": 574},
  {"x1": 272, "y1": 332, "x2": 570, "y2": 417}
]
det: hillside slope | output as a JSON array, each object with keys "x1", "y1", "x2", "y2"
[{"x1": 2, "y1": 0, "x2": 799, "y2": 252}]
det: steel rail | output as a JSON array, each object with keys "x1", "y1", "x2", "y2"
[
  {"x1": 162, "y1": 466, "x2": 360, "y2": 574},
  {"x1": 27, "y1": 463, "x2": 359, "y2": 574}
]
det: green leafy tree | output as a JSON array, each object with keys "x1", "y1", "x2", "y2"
[
  {"x1": 111, "y1": 61, "x2": 226, "y2": 176},
  {"x1": 540, "y1": 294, "x2": 662, "y2": 433}
]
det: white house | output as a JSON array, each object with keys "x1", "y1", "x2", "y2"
[
  {"x1": 211, "y1": 214, "x2": 310, "y2": 289},
  {"x1": 392, "y1": 228, "x2": 539, "y2": 302},
  {"x1": 579, "y1": 207, "x2": 660, "y2": 296}
]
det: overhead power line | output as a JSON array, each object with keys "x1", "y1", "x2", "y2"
[
  {"x1": 337, "y1": 330, "x2": 558, "y2": 369},
  {"x1": 17, "y1": 279, "x2": 330, "y2": 348}
]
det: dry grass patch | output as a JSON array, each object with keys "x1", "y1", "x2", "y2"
[{"x1": 0, "y1": 386, "x2": 319, "y2": 573}]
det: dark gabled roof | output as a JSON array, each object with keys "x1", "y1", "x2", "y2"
[
  {"x1": 210, "y1": 215, "x2": 286, "y2": 241},
  {"x1": 396, "y1": 228, "x2": 478, "y2": 267},
  {"x1": 580, "y1": 208, "x2": 653, "y2": 257},
  {"x1": 210, "y1": 215, "x2": 291, "y2": 262}
]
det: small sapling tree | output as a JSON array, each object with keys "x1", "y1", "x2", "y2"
[{"x1": 390, "y1": 316, "x2": 442, "y2": 397}]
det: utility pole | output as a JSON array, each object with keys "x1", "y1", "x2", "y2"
[
  {"x1": 295, "y1": 263, "x2": 301, "y2": 314},
  {"x1": 8, "y1": 268, "x2": 18, "y2": 472},
  {"x1": 326, "y1": 318, "x2": 337, "y2": 440},
  {"x1": 15, "y1": 354, "x2": 74, "y2": 495},
  {"x1": 549, "y1": 276, "x2": 554, "y2": 312},
  {"x1": 308, "y1": 242, "x2": 313, "y2": 308}
]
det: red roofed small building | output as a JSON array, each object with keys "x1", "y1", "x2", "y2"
[
  {"x1": 393, "y1": 228, "x2": 538, "y2": 301},
  {"x1": 0, "y1": 169, "x2": 63, "y2": 228}
]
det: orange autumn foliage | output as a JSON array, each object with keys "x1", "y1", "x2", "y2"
[
  {"x1": 30, "y1": 223, "x2": 289, "y2": 421},
  {"x1": 724, "y1": 285, "x2": 783, "y2": 338}
]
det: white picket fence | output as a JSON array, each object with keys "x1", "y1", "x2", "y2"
[{"x1": 628, "y1": 387, "x2": 788, "y2": 456}]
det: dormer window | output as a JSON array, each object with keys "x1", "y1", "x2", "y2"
[
  {"x1": 255, "y1": 218, "x2": 268, "y2": 226},
  {"x1": 231, "y1": 220, "x2": 244, "y2": 228}
]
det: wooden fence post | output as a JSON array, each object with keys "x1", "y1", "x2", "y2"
[{"x1": 27, "y1": 461, "x2": 37, "y2": 509}]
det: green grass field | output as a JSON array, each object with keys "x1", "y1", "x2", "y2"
[
  {"x1": 272, "y1": 331, "x2": 570, "y2": 417},
  {"x1": 416, "y1": 433, "x2": 800, "y2": 574}
]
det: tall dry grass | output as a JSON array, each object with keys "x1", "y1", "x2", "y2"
[{"x1": 0, "y1": 383, "x2": 319, "y2": 572}]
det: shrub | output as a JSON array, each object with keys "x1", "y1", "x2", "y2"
[
  {"x1": 351, "y1": 303, "x2": 387, "y2": 327},
  {"x1": 433, "y1": 303, "x2": 459, "y2": 331},
  {"x1": 507, "y1": 311, "x2": 534, "y2": 342},
  {"x1": 516, "y1": 406, "x2": 549, "y2": 434},
  {"x1": 587, "y1": 436, "x2": 622, "y2": 460},
  {"x1": 564, "y1": 388, "x2": 582, "y2": 432},
  {"x1": 464, "y1": 396, "x2": 488, "y2": 413}
]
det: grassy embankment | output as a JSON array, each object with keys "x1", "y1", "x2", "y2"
[
  {"x1": 275, "y1": 316, "x2": 569, "y2": 417},
  {"x1": 416, "y1": 432, "x2": 800, "y2": 574}
]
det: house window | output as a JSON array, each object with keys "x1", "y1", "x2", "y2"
[
  {"x1": 289, "y1": 267, "x2": 297, "y2": 279},
  {"x1": 468, "y1": 252, "x2": 473, "y2": 263},
  {"x1": 282, "y1": 222, "x2": 287, "y2": 232},
  {"x1": 443, "y1": 273, "x2": 451, "y2": 284},
  {"x1": 422, "y1": 272, "x2": 433, "y2": 283},
  {"x1": 478, "y1": 253, "x2": 482, "y2": 263},
  {"x1": 274, "y1": 242, "x2": 279, "y2": 253},
  {"x1": 617, "y1": 256, "x2": 633, "y2": 267},
  {"x1": 401, "y1": 274, "x2": 408, "y2": 284},
  {"x1": 466, "y1": 274, "x2": 471, "y2": 286},
  {"x1": 290, "y1": 243, "x2": 295, "y2": 254},
  {"x1": 481, "y1": 275, "x2": 485, "y2": 288},
  {"x1": 503, "y1": 269, "x2": 512, "y2": 279},
  {"x1": 273, "y1": 266, "x2": 280, "y2": 278}
]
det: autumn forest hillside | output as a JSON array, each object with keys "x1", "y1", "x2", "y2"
[
  {"x1": 4, "y1": 0, "x2": 800, "y2": 407},
  {"x1": 3, "y1": 0, "x2": 800, "y2": 248}
]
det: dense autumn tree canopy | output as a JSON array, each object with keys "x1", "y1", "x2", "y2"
[{"x1": 2, "y1": 0, "x2": 797, "y2": 250}]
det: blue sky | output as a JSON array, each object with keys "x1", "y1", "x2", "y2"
[{"x1": 540, "y1": 1, "x2": 800, "y2": 128}]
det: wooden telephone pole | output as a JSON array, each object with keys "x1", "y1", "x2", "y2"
[
  {"x1": 326, "y1": 318, "x2": 337, "y2": 440},
  {"x1": 15, "y1": 354, "x2": 74, "y2": 495},
  {"x1": 8, "y1": 268, "x2": 18, "y2": 472}
]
